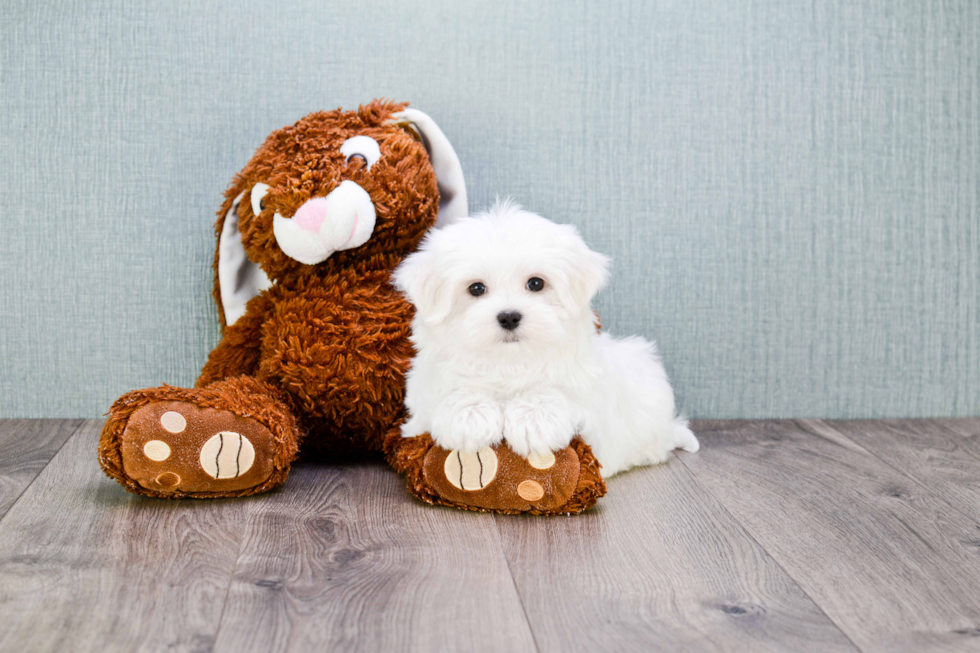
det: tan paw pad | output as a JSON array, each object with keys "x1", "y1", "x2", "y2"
[
  {"x1": 517, "y1": 480, "x2": 545, "y2": 502},
  {"x1": 527, "y1": 451, "x2": 556, "y2": 469},
  {"x1": 156, "y1": 472, "x2": 181, "y2": 487},
  {"x1": 142, "y1": 440, "x2": 171, "y2": 461},
  {"x1": 200, "y1": 432, "x2": 256, "y2": 479},
  {"x1": 160, "y1": 411, "x2": 187, "y2": 433},
  {"x1": 444, "y1": 448, "x2": 498, "y2": 490}
]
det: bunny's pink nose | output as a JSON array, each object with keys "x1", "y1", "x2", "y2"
[{"x1": 292, "y1": 197, "x2": 329, "y2": 233}]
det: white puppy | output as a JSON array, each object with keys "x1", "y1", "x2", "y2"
[{"x1": 392, "y1": 201, "x2": 698, "y2": 477}]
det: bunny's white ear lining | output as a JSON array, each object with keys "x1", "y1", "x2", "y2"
[
  {"x1": 390, "y1": 108, "x2": 468, "y2": 227},
  {"x1": 218, "y1": 192, "x2": 272, "y2": 326}
]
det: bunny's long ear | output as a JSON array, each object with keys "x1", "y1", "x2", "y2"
[
  {"x1": 390, "y1": 108, "x2": 468, "y2": 227},
  {"x1": 213, "y1": 190, "x2": 272, "y2": 328}
]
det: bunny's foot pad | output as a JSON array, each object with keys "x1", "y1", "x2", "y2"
[
  {"x1": 99, "y1": 378, "x2": 300, "y2": 499},
  {"x1": 385, "y1": 432, "x2": 606, "y2": 515}
]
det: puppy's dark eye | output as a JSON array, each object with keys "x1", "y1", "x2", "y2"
[
  {"x1": 468, "y1": 282, "x2": 487, "y2": 297},
  {"x1": 526, "y1": 277, "x2": 545, "y2": 292},
  {"x1": 346, "y1": 153, "x2": 368, "y2": 166}
]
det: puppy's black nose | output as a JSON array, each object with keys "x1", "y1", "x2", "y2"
[{"x1": 497, "y1": 311, "x2": 522, "y2": 331}]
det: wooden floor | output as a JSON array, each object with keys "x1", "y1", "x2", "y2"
[{"x1": 1, "y1": 419, "x2": 979, "y2": 652}]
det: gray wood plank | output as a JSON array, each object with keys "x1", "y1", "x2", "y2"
[
  {"x1": 680, "y1": 420, "x2": 980, "y2": 653},
  {"x1": 931, "y1": 418, "x2": 980, "y2": 439},
  {"x1": 494, "y1": 455, "x2": 858, "y2": 652},
  {"x1": 0, "y1": 420, "x2": 251, "y2": 653},
  {"x1": 0, "y1": 419, "x2": 80, "y2": 520},
  {"x1": 211, "y1": 461, "x2": 537, "y2": 653},
  {"x1": 801, "y1": 419, "x2": 980, "y2": 524}
]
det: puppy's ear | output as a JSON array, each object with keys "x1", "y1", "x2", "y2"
[
  {"x1": 554, "y1": 228, "x2": 610, "y2": 315},
  {"x1": 392, "y1": 243, "x2": 453, "y2": 325}
]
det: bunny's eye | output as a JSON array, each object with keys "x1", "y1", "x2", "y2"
[
  {"x1": 340, "y1": 136, "x2": 381, "y2": 170},
  {"x1": 250, "y1": 183, "x2": 270, "y2": 216}
]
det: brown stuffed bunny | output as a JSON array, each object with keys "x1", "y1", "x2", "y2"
[{"x1": 99, "y1": 99, "x2": 604, "y2": 513}]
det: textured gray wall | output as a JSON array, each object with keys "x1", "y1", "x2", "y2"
[{"x1": 1, "y1": 0, "x2": 978, "y2": 419}]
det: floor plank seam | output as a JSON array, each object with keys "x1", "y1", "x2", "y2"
[
  {"x1": 672, "y1": 450, "x2": 868, "y2": 653},
  {"x1": 0, "y1": 418, "x2": 84, "y2": 529},
  {"x1": 207, "y1": 502, "x2": 255, "y2": 653},
  {"x1": 800, "y1": 419, "x2": 980, "y2": 527},
  {"x1": 928, "y1": 420, "x2": 980, "y2": 464},
  {"x1": 930, "y1": 418, "x2": 980, "y2": 440},
  {"x1": 491, "y1": 514, "x2": 542, "y2": 653}
]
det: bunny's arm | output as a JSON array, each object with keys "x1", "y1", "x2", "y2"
[{"x1": 196, "y1": 294, "x2": 273, "y2": 388}]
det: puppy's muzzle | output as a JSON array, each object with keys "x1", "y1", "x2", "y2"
[{"x1": 497, "y1": 310, "x2": 522, "y2": 331}]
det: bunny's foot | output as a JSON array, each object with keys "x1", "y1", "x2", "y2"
[
  {"x1": 99, "y1": 376, "x2": 300, "y2": 498},
  {"x1": 385, "y1": 429, "x2": 606, "y2": 515}
]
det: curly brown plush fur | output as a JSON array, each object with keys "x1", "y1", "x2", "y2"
[
  {"x1": 199, "y1": 100, "x2": 435, "y2": 456},
  {"x1": 100, "y1": 100, "x2": 435, "y2": 496}
]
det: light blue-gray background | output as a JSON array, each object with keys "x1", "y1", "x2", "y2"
[{"x1": 1, "y1": 0, "x2": 977, "y2": 419}]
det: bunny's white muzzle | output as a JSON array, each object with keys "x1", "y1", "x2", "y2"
[{"x1": 272, "y1": 180, "x2": 376, "y2": 265}]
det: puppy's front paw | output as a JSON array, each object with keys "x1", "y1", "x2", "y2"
[
  {"x1": 504, "y1": 395, "x2": 576, "y2": 458},
  {"x1": 432, "y1": 397, "x2": 504, "y2": 453}
]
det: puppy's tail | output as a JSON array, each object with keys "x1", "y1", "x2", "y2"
[{"x1": 672, "y1": 416, "x2": 700, "y2": 453}]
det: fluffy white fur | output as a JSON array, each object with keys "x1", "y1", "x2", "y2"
[{"x1": 392, "y1": 201, "x2": 699, "y2": 477}]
